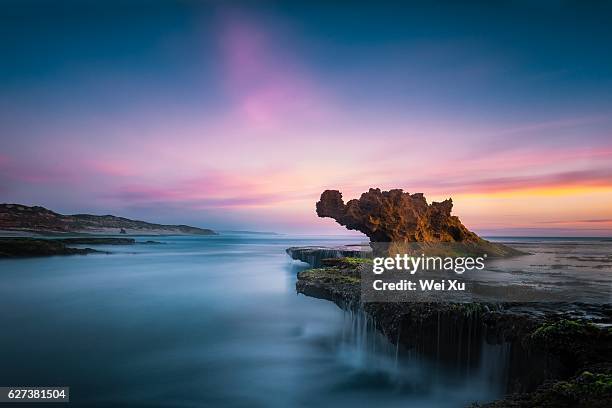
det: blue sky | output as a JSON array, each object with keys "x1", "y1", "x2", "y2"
[{"x1": 1, "y1": 1, "x2": 612, "y2": 235}]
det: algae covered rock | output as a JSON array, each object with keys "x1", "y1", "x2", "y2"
[{"x1": 0, "y1": 238, "x2": 100, "y2": 257}]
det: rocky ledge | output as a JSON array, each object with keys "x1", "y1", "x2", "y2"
[
  {"x1": 0, "y1": 237, "x2": 149, "y2": 258},
  {"x1": 0, "y1": 238, "x2": 103, "y2": 257},
  {"x1": 286, "y1": 244, "x2": 371, "y2": 267},
  {"x1": 56, "y1": 237, "x2": 136, "y2": 245},
  {"x1": 296, "y1": 259, "x2": 612, "y2": 408}
]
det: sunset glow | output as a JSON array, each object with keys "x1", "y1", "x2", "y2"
[{"x1": 1, "y1": 1, "x2": 611, "y2": 235}]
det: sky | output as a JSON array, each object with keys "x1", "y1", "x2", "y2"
[{"x1": 1, "y1": 0, "x2": 612, "y2": 235}]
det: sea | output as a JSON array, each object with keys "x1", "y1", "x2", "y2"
[{"x1": 0, "y1": 234, "x2": 610, "y2": 407}]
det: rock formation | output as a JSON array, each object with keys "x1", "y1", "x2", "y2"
[
  {"x1": 0, "y1": 238, "x2": 101, "y2": 257},
  {"x1": 316, "y1": 188, "x2": 522, "y2": 257},
  {"x1": 286, "y1": 245, "x2": 372, "y2": 267},
  {"x1": 316, "y1": 188, "x2": 479, "y2": 243}
]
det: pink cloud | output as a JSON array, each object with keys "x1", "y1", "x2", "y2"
[
  {"x1": 494, "y1": 114, "x2": 612, "y2": 136},
  {"x1": 538, "y1": 219, "x2": 612, "y2": 225},
  {"x1": 346, "y1": 144, "x2": 612, "y2": 196},
  {"x1": 87, "y1": 160, "x2": 138, "y2": 177},
  {"x1": 381, "y1": 168, "x2": 612, "y2": 196},
  {"x1": 449, "y1": 146, "x2": 612, "y2": 177},
  {"x1": 442, "y1": 169, "x2": 612, "y2": 194},
  {"x1": 102, "y1": 167, "x2": 317, "y2": 209},
  {"x1": 108, "y1": 185, "x2": 296, "y2": 209},
  {"x1": 218, "y1": 13, "x2": 326, "y2": 127},
  {"x1": 0, "y1": 155, "x2": 82, "y2": 184}
]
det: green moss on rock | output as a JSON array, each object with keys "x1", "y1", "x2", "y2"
[
  {"x1": 552, "y1": 371, "x2": 612, "y2": 397},
  {"x1": 297, "y1": 267, "x2": 361, "y2": 285},
  {"x1": 525, "y1": 318, "x2": 609, "y2": 372},
  {"x1": 341, "y1": 257, "x2": 373, "y2": 266},
  {"x1": 530, "y1": 319, "x2": 596, "y2": 342}
]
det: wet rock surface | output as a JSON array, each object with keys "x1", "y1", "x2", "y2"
[
  {"x1": 295, "y1": 260, "x2": 612, "y2": 407},
  {"x1": 57, "y1": 237, "x2": 136, "y2": 245},
  {"x1": 0, "y1": 237, "x2": 146, "y2": 257},
  {"x1": 286, "y1": 245, "x2": 371, "y2": 267},
  {"x1": 477, "y1": 368, "x2": 612, "y2": 408},
  {"x1": 0, "y1": 238, "x2": 103, "y2": 257}
]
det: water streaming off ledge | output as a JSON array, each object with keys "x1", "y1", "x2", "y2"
[
  {"x1": 0, "y1": 234, "x2": 607, "y2": 407},
  {"x1": 336, "y1": 308, "x2": 510, "y2": 405}
]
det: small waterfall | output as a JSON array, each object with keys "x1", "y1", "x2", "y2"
[
  {"x1": 395, "y1": 321, "x2": 401, "y2": 371},
  {"x1": 420, "y1": 309, "x2": 513, "y2": 398},
  {"x1": 336, "y1": 308, "x2": 399, "y2": 375},
  {"x1": 335, "y1": 304, "x2": 513, "y2": 401}
]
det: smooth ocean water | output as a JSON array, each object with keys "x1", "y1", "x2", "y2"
[{"x1": 0, "y1": 234, "x2": 609, "y2": 407}]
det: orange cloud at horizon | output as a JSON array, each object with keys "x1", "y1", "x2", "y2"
[{"x1": 449, "y1": 187, "x2": 612, "y2": 235}]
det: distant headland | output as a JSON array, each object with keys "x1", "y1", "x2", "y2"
[{"x1": 0, "y1": 204, "x2": 217, "y2": 236}]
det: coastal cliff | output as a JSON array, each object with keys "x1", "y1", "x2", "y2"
[{"x1": 0, "y1": 204, "x2": 217, "y2": 235}]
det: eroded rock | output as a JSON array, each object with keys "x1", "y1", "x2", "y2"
[
  {"x1": 316, "y1": 188, "x2": 523, "y2": 257},
  {"x1": 316, "y1": 188, "x2": 480, "y2": 243}
]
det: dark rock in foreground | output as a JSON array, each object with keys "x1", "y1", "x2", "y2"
[
  {"x1": 286, "y1": 244, "x2": 371, "y2": 267},
  {"x1": 0, "y1": 236, "x2": 172, "y2": 258},
  {"x1": 0, "y1": 203, "x2": 217, "y2": 235},
  {"x1": 0, "y1": 238, "x2": 102, "y2": 257},
  {"x1": 0, "y1": 237, "x2": 149, "y2": 258},
  {"x1": 477, "y1": 369, "x2": 612, "y2": 408},
  {"x1": 57, "y1": 237, "x2": 136, "y2": 245}
]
